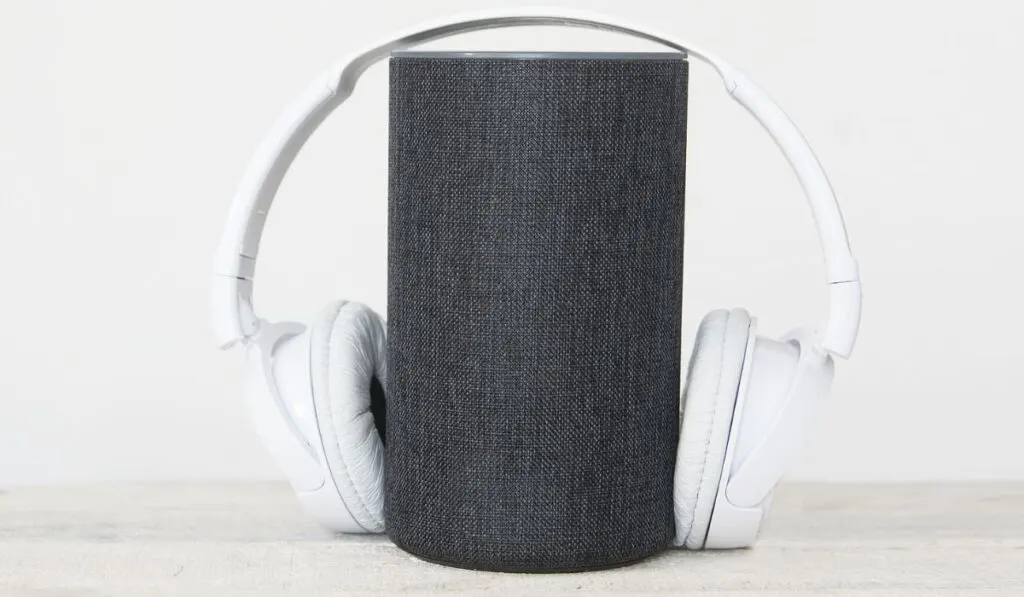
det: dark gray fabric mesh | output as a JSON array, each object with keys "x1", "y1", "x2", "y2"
[{"x1": 385, "y1": 53, "x2": 688, "y2": 573}]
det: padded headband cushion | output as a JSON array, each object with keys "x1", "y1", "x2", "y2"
[
  {"x1": 674, "y1": 308, "x2": 751, "y2": 548},
  {"x1": 309, "y1": 300, "x2": 388, "y2": 533}
]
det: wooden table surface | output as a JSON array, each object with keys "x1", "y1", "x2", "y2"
[{"x1": 1, "y1": 482, "x2": 1022, "y2": 596}]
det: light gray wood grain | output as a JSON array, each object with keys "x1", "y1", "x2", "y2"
[{"x1": 1, "y1": 483, "x2": 1022, "y2": 596}]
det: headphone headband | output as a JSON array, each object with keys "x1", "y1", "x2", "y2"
[{"x1": 211, "y1": 7, "x2": 861, "y2": 357}]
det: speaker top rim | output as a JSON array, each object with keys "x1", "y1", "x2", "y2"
[{"x1": 390, "y1": 50, "x2": 686, "y2": 61}]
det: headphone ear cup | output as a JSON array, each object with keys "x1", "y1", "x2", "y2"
[
  {"x1": 674, "y1": 308, "x2": 751, "y2": 549},
  {"x1": 309, "y1": 300, "x2": 388, "y2": 533}
]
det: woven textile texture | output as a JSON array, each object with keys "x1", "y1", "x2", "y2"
[{"x1": 385, "y1": 53, "x2": 688, "y2": 572}]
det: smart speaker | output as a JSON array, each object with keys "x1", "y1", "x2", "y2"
[{"x1": 384, "y1": 51, "x2": 689, "y2": 572}]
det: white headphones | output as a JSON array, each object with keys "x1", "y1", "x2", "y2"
[{"x1": 211, "y1": 8, "x2": 861, "y2": 550}]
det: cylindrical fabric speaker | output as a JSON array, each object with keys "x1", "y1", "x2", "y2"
[{"x1": 385, "y1": 51, "x2": 688, "y2": 572}]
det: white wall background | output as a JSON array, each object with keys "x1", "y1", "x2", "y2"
[{"x1": 2, "y1": 0, "x2": 1022, "y2": 485}]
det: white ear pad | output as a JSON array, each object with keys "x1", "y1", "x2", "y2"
[
  {"x1": 309, "y1": 300, "x2": 387, "y2": 533},
  {"x1": 674, "y1": 308, "x2": 751, "y2": 548}
]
